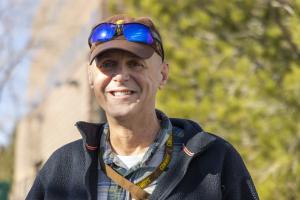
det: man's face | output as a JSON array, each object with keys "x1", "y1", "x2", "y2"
[{"x1": 88, "y1": 49, "x2": 168, "y2": 120}]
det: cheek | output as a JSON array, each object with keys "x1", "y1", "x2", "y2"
[
  {"x1": 148, "y1": 72, "x2": 162, "y2": 88},
  {"x1": 139, "y1": 75, "x2": 161, "y2": 93},
  {"x1": 93, "y1": 74, "x2": 112, "y2": 96}
]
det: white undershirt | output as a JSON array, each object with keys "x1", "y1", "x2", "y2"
[{"x1": 116, "y1": 153, "x2": 145, "y2": 169}]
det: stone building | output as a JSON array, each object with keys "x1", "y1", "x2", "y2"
[{"x1": 10, "y1": 0, "x2": 109, "y2": 199}]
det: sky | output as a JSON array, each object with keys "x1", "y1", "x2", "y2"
[{"x1": 0, "y1": 0, "x2": 38, "y2": 146}]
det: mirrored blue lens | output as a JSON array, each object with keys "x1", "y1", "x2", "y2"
[
  {"x1": 90, "y1": 24, "x2": 116, "y2": 43},
  {"x1": 123, "y1": 24, "x2": 153, "y2": 44}
]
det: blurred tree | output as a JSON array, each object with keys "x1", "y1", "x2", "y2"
[
  {"x1": 0, "y1": 0, "x2": 35, "y2": 101},
  {"x1": 0, "y1": 0, "x2": 35, "y2": 189},
  {"x1": 0, "y1": 130, "x2": 15, "y2": 182},
  {"x1": 0, "y1": 0, "x2": 37, "y2": 147},
  {"x1": 108, "y1": 0, "x2": 300, "y2": 199}
]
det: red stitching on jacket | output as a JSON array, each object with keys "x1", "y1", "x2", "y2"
[
  {"x1": 85, "y1": 144, "x2": 98, "y2": 151},
  {"x1": 183, "y1": 145, "x2": 194, "y2": 156}
]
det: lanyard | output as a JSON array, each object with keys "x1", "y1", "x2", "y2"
[
  {"x1": 136, "y1": 134, "x2": 173, "y2": 188},
  {"x1": 99, "y1": 134, "x2": 173, "y2": 199}
]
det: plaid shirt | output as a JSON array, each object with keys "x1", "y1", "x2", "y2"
[{"x1": 97, "y1": 110, "x2": 184, "y2": 200}]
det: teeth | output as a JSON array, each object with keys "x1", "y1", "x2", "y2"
[{"x1": 112, "y1": 91, "x2": 132, "y2": 96}]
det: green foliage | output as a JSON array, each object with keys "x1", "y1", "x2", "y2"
[
  {"x1": 109, "y1": 0, "x2": 300, "y2": 199},
  {"x1": 0, "y1": 139, "x2": 14, "y2": 183}
]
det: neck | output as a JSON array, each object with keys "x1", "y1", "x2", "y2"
[{"x1": 106, "y1": 111, "x2": 160, "y2": 156}]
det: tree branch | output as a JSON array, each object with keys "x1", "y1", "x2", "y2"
[
  {"x1": 0, "y1": 38, "x2": 33, "y2": 102},
  {"x1": 274, "y1": 3, "x2": 300, "y2": 59}
]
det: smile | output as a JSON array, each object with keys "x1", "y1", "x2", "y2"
[{"x1": 109, "y1": 90, "x2": 136, "y2": 96}]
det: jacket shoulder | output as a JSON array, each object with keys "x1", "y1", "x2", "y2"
[
  {"x1": 38, "y1": 139, "x2": 85, "y2": 177},
  {"x1": 38, "y1": 139, "x2": 84, "y2": 164},
  {"x1": 26, "y1": 139, "x2": 87, "y2": 199},
  {"x1": 50, "y1": 139, "x2": 84, "y2": 156}
]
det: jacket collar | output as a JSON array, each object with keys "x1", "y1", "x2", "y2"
[
  {"x1": 169, "y1": 118, "x2": 216, "y2": 155},
  {"x1": 150, "y1": 118, "x2": 217, "y2": 200},
  {"x1": 75, "y1": 118, "x2": 216, "y2": 155},
  {"x1": 75, "y1": 121, "x2": 104, "y2": 152}
]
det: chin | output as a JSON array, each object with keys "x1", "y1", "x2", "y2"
[{"x1": 105, "y1": 105, "x2": 138, "y2": 119}]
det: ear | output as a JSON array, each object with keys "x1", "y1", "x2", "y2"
[
  {"x1": 87, "y1": 66, "x2": 94, "y2": 88},
  {"x1": 159, "y1": 62, "x2": 169, "y2": 89}
]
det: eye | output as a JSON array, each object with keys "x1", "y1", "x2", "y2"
[
  {"x1": 127, "y1": 60, "x2": 144, "y2": 69},
  {"x1": 99, "y1": 60, "x2": 117, "y2": 70}
]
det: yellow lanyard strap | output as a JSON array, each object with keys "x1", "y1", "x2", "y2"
[{"x1": 136, "y1": 134, "x2": 173, "y2": 188}]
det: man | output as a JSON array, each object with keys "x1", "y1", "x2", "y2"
[{"x1": 26, "y1": 15, "x2": 259, "y2": 200}]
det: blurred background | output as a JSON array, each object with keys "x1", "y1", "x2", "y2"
[{"x1": 0, "y1": 0, "x2": 299, "y2": 199}]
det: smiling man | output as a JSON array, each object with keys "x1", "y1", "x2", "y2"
[{"x1": 26, "y1": 15, "x2": 259, "y2": 200}]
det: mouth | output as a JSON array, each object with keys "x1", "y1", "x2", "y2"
[{"x1": 108, "y1": 90, "x2": 136, "y2": 97}]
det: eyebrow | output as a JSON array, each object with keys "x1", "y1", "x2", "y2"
[{"x1": 96, "y1": 53, "x2": 113, "y2": 60}]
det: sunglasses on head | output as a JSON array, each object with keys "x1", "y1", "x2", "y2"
[{"x1": 88, "y1": 22, "x2": 164, "y2": 59}]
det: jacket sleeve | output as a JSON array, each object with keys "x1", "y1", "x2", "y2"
[
  {"x1": 25, "y1": 174, "x2": 45, "y2": 200},
  {"x1": 221, "y1": 143, "x2": 259, "y2": 200}
]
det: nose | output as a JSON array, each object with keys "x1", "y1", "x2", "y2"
[{"x1": 112, "y1": 65, "x2": 130, "y2": 82}]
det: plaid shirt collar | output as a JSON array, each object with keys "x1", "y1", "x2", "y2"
[{"x1": 100, "y1": 110, "x2": 172, "y2": 175}]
